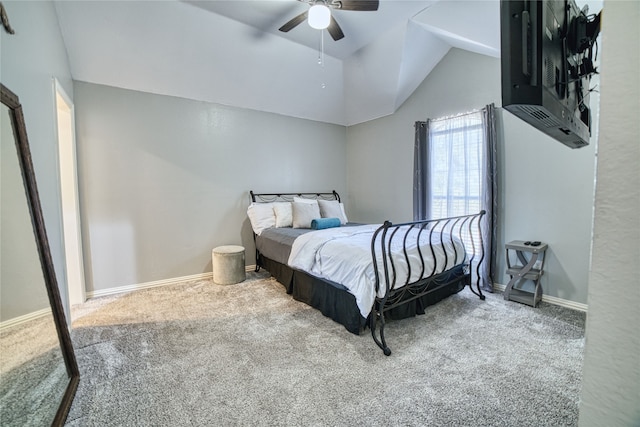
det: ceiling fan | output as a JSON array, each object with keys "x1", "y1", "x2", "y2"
[{"x1": 279, "y1": 0, "x2": 380, "y2": 41}]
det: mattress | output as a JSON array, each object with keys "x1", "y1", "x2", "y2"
[
  {"x1": 257, "y1": 224, "x2": 467, "y2": 318},
  {"x1": 255, "y1": 223, "x2": 363, "y2": 265}
]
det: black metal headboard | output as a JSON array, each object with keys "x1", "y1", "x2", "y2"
[{"x1": 250, "y1": 191, "x2": 340, "y2": 203}]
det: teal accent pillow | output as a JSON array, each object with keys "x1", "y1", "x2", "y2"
[{"x1": 311, "y1": 217, "x2": 341, "y2": 230}]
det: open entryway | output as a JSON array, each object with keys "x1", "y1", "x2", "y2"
[{"x1": 54, "y1": 79, "x2": 86, "y2": 314}]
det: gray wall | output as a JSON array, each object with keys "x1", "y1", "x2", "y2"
[
  {"x1": 1, "y1": 105, "x2": 49, "y2": 321},
  {"x1": 346, "y1": 49, "x2": 501, "y2": 224},
  {"x1": 579, "y1": 1, "x2": 640, "y2": 425},
  {"x1": 1, "y1": 2, "x2": 599, "y2": 309},
  {"x1": 346, "y1": 48, "x2": 598, "y2": 305},
  {"x1": 73, "y1": 82, "x2": 347, "y2": 293},
  {"x1": 0, "y1": 1, "x2": 74, "y2": 320}
]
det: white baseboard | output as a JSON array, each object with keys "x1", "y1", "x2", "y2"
[
  {"x1": 0, "y1": 307, "x2": 52, "y2": 331},
  {"x1": 492, "y1": 283, "x2": 588, "y2": 312},
  {"x1": 78, "y1": 274, "x2": 588, "y2": 312},
  {"x1": 86, "y1": 265, "x2": 258, "y2": 300}
]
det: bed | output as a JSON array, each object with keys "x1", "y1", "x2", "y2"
[{"x1": 248, "y1": 191, "x2": 486, "y2": 355}]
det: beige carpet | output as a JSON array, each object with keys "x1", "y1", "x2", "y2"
[{"x1": 65, "y1": 270, "x2": 585, "y2": 426}]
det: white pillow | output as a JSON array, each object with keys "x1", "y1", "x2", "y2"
[
  {"x1": 317, "y1": 199, "x2": 348, "y2": 225},
  {"x1": 339, "y1": 203, "x2": 349, "y2": 224},
  {"x1": 292, "y1": 201, "x2": 321, "y2": 229},
  {"x1": 247, "y1": 203, "x2": 276, "y2": 235},
  {"x1": 273, "y1": 202, "x2": 293, "y2": 228},
  {"x1": 293, "y1": 196, "x2": 318, "y2": 205}
]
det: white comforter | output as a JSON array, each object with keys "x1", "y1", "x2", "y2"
[{"x1": 288, "y1": 225, "x2": 466, "y2": 318}]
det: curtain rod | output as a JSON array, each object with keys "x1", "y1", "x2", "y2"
[{"x1": 425, "y1": 103, "x2": 497, "y2": 123}]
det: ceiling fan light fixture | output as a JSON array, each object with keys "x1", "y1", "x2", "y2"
[{"x1": 308, "y1": 4, "x2": 331, "y2": 30}]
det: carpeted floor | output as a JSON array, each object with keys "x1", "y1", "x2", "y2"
[
  {"x1": 1, "y1": 314, "x2": 70, "y2": 427},
  {"x1": 65, "y1": 270, "x2": 586, "y2": 426}
]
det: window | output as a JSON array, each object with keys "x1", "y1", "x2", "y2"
[
  {"x1": 428, "y1": 111, "x2": 485, "y2": 219},
  {"x1": 414, "y1": 105, "x2": 497, "y2": 291}
]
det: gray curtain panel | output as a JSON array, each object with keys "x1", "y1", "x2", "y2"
[
  {"x1": 481, "y1": 103, "x2": 498, "y2": 291},
  {"x1": 413, "y1": 104, "x2": 498, "y2": 292},
  {"x1": 413, "y1": 120, "x2": 430, "y2": 222}
]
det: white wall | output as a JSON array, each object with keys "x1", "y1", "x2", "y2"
[
  {"x1": 73, "y1": 82, "x2": 347, "y2": 293},
  {"x1": 579, "y1": 1, "x2": 640, "y2": 425},
  {"x1": 346, "y1": 48, "x2": 598, "y2": 305},
  {"x1": 0, "y1": 0, "x2": 74, "y2": 319}
]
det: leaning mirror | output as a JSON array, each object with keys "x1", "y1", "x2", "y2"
[{"x1": 0, "y1": 84, "x2": 79, "y2": 425}]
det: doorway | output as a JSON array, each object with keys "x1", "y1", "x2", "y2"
[{"x1": 54, "y1": 79, "x2": 86, "y2": 313}]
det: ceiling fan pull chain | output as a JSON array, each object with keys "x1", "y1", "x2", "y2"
[
  {"x1": 317, "y1": 30, "x2": 324, "y2": 67},
  {"x1": 319, "y1": 31, "x2": 326, "y2": 89}
]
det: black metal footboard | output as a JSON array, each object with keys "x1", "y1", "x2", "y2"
[{"x1": 369, "y1": 211, "x2": 486, "y2": 356}]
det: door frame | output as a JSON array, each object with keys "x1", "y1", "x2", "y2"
[{"x1": 53, "y1": 78, "x2": 86, "y2": 313}]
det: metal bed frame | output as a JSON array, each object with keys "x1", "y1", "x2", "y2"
[
  {"x1": 249, "y1": 190, "x2": 341, "y2": 272},
  {"x1": 249, "y1": 191, "x2": 486, "y2": 355},
  {"x1": 369, "y1": 211, "x2": 486, "y2": 355}
]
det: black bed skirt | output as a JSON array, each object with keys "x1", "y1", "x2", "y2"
[{"x1": 258, "y1": 254, "x2": 467, "y2": 335}]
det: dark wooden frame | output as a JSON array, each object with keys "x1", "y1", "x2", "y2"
[
  {"x1": 1, "y1": 83, "x2": 80, "y2": 425},
  {"x1": 250, "y1": 191, "x2": 486, "y2": 355}
]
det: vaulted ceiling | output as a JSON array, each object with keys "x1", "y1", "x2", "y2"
[{"x1": 53, "y1": 0, "x2": 501, "y2": 126}]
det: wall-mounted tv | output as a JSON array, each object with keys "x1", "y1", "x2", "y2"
[{"x1": 500, "y1": 0, "x2": 601, "y2": 148}]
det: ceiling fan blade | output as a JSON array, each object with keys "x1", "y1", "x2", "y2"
[
  {"x1": 279, "y1": 11, "x2": 308, "y2": 33},
  {"x1": 331, "y1": 0, "x2": 379, "y2": 11},
  {"x1": 327, "y1": 16, "x2": 345, "y2": 41}
]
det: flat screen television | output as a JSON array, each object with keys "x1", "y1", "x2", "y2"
[{"x1": 500, "y1": 0, "x2": 601, "y2": 148}]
